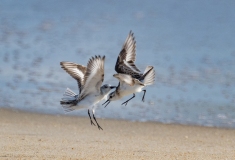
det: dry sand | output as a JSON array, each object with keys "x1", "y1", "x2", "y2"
[{"x1": 0, "y1": 108, "x2": 234, "y2": 160}]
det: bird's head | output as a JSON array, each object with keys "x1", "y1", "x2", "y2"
[
  {"x1": 101, "y1": 84, "x2": 116, "y2": 94},
  {"x1": 102, "y1": 91, "x2": 116, "y2": 108}
]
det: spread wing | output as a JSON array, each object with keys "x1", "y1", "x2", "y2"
[
  {"x1": 113, "y1": 73, "x2": 134, "y2": 86},
  {"x1": 60, "y1": 62, "x2": 86, "y2": 94},
  {"x1": 115, "y1": 31, "x2": 142, "y2": 79},
  {"x1": 80, "y1": 55, "x2": 105, "y2": 98}
]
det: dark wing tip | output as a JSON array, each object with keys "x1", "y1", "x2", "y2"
[
  {"x1": 60, "y1": 62, "x2": 66, "y2": 69},
  {"x1": 129, "y1": 30, "x2": 134, "y2": 38},
  {"x1": 60, "y1": 61, "x2": 66, "y2": 66},
  {"x1": 89, "y1": 55, "x2": 105, "y2": 61},
  {"x1": 91, "y1": 55, "x2": 105, "y2": 61}
]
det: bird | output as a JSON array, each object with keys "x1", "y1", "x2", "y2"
[
  {"x1": 60, "y1": 55, "x2": 115, "y2": 130},
  {"x1": 103, "y1": 31, "x2": 155, "y2": 107}
]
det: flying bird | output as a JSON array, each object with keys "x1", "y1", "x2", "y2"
[
  {"x1": 60, "y1": 55, "x2": 115, "y2": 130},
  {"x1": 103, "y1": 31, "x2": 155, "y2": 107}
]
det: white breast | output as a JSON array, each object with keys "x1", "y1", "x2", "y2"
[
  {"x1": 74, "y1": 93, "x2": 103, "y2": 110},
  {"x1": 118, "y1": 83, "x2": 145, "y2": 98}
]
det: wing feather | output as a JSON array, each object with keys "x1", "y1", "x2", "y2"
[
  {"x1": 115, "y1": 31, "x2": 142, "y2": 78},
  {"x1": 113, "y1": 73, "x2": 134, "y2": 86},
  {"x1": 80, "y1": 55, "x2": 105, "y2": 98},
  {"x1": 60, "y1": 62, "x2": 86, "y2": 93}
]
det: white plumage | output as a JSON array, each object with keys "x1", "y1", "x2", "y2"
[
  {"x1": 103, "y1": 31, "x2": 155, "y2": 107},
  {"x1": 60, "y1": 55, "x2": 115, "y2": 130}
]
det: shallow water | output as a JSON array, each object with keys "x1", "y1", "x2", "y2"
[{"x1": 1, "y1": 0, "x2": 235, "y2": 128}]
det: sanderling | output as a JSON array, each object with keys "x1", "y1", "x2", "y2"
[
  {"x1": 103, "y1": 31, "x2": 155, "y2": 107},
  {"x1": 60, "y1": 55, "x2": 115, "y2": 130}
]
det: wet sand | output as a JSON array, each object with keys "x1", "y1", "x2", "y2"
[{"x1": 0, "y1": 108, "x2": 234, "y2": 159}]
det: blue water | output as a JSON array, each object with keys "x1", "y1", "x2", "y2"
[{"x1": 1, "y1": 0, "x2": 235, "y2": 128}]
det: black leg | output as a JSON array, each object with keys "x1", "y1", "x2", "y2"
[
  {"x1": 88, "y1": 109, "x2": 96, "y2": 126},
  {"x1": 122, "y1": 94, "x2": 135, "y2": 106},
  {"x1": 93, "y1": 112, "x2": 103, "y2": 130},
  {"x1": 102, "y1": 99, "x2": 110, "y2": 108},
  {"x1": 142, "y1": 90, "x2": 146, "y2": 102}
]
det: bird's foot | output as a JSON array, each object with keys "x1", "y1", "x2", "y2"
[
  {"x1": 90, "y1": 120, "x2": 96, "y2": 126},
  {"x1": 97, "y1": 124, "x2": 103, "y2": 130},
  {"x1": 121, "y1": 101, "x2": 129, "y2": 106}
]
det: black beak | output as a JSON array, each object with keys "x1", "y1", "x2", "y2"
[
  {"x1": 102, "y1": 99, "x2": 110, "y2": 108},
  {"x1": 110, "y1": 86, "x2": 116, "y2": 89}
]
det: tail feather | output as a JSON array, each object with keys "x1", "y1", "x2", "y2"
[
  {"x1": 141, "y1": 66, "x2": 155, "y2": 85},
  {"x1": 60, "y1": 88, "x2": 78, "y2": 112},
  {"x1": 63, "y1": 88, "x2": 77, "y2": 97}
]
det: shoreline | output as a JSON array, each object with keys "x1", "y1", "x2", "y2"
[
  {"x1": 0, "y1": 108, "x2": 235, "y2": 159},
  {"x1": 2, "y1": 107, "x2": 234, "y2": 130}
]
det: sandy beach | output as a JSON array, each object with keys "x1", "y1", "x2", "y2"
[{"x1": 0, "y1": 108, "x2": 234, "y2": 160}]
